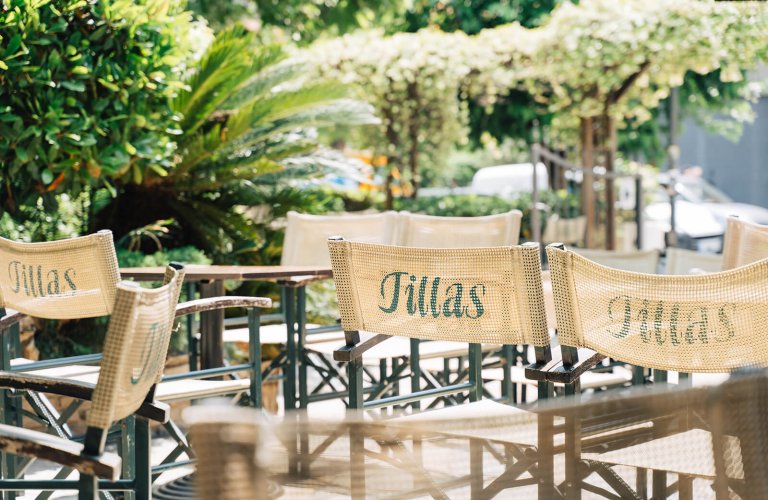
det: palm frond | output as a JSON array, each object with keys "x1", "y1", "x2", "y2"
[
  {"x1": 226, "y1": 82, "x2": 349, "y2": 140},
  {"x1": 222, "y1": 59, "x2": 304, "y2": 110}
]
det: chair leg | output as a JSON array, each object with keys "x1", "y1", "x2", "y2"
[
  {"x1": 537, "y1": 393, "x2": 557, "y2": 499},
  {"x1": 468, "y1": 343, "x2": 482, "y2": 403},
  {"x1": 120, "y1": 417, "x2": 136, "y2": 500},
  {"x1": 349, "y1": 423, "x2": 366, "y2": 500},
  {"x1": 410, "y1": 339, "x2": 421, "y2": 411},
  {"x1": 348, "y1": 358, "x2": 364, "y2": 409},
  {"x1": 247, "y1": 308, "x2": 262, "y2": 408},
  {"x1": 135, "y1": 419, "x2": 152, "y2": 500},
  {"x1": 470, "y1": 438, "x2": 484, "y2": 497},
  {"x1": 296, "y1": 286, "x2": 309, "y2": 410},
  {"x1": 283, "y1": 287, "x2": 297, "y2": 411},
  {"x1": 78, "y1": 474, "x2": 98, "y2": 500},
  {"x1": 678, "y1": 475, "x2": 693, "y2": 500},
  {"x1": 0, "y1": 319, "x2": 20, "y2": 500},
  {"x1": 564, "y1": 380, "x2": 582, "y2": 500}
]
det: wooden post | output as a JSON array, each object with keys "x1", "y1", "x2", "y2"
[
  {"x1": 580, "y1": 118, "x2": 596, "y2": 248},
  {"x1": 604, "y1": 114, "x2": 617, "y2": 250}
]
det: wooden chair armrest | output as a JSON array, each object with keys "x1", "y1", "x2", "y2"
[
  {"x1": 0, "y1": 372, "x2": 169, "y2": 423},
  {"x1": 0, "y1": 423, "x2": 121, "y2": 480},
  {"x1": 525, "y1": 349, "x2": 606, "y2": 385},
  {"x1": 175, "y1": 296, "x2": 272, "y2": 318},
  {"x1": 0, "y1": 310, "x2": 25, "y2": 331},
  {"x1": 277, "y1": 275, "x2": 328, "y2": 288},
  {"x1": 333, "y1": 334, "x2": 391, "y2": 362}
]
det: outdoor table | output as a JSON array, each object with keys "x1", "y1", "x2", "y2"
[{"x1": 121, "y1": 265, "x2": 333, "y2": 370}]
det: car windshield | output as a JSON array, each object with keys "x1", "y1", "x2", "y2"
[{"x1": 674, "y1": 177, "x2": 733, "y2": 204}]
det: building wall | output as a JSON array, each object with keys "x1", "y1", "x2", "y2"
[{"x1": 678, "y1": 96, "x2": 768, "y2": 208}]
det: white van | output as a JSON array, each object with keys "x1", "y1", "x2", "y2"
[{"x1": 471, "y1": 162, "x2": 549, "y2": 197}]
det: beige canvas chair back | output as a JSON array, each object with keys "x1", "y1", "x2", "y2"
[
  {"x1": 0, "y1": 230, "x2": 119, "y2": 319},
  {"x1": 87, "y1": 265, "x2": 184, "y2": 429},
  {"x1": 328, "y1": 239, "x2": 549, "y2": 346},
  {"x1": 665, "y1": 247, "x2": 723, "y2": 275},
  {"x1": 722, "y1": 217, "x2": 768, "y2": 270},
  {"x1": 281, "y1": 211, "x2": 398, "y2": 267},
  {"x1": 547, "y1": 245, "x2": 768, "y2": 373},
  {"x1": 572, "y1": 248, "x2": 660, "y2": 273},
  {"x1": 396, "y1": 210, "x2": 522, "y2": 247},
  {"x1": 186, "y1": 407, "x2": 265, "y2": 500}
]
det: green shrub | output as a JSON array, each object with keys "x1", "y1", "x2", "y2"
[
  {"x1": 0, "y1": 0, "x2": 202, "y2": 217},
  {"x1": 116, "y1": 245, "x2": 211, "y2": 268}
]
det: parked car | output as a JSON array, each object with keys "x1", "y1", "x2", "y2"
[
  {"x1": 643, "y1": 169, "x2": 768, "y2": 253},
  {"x1": 418, "y1": 162, "x2": 549, "y2": 198}
]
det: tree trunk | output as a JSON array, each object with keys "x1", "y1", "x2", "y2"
[
  {"x1": 580, "y1": 117, "x2": 596, "y2": 248},
  {"x1": 384, "y1": 169, "x2": 394, "y2": 210},
  {"x1": 407, "y1": 82, "x2": 420, "y2": 198},
  {"x1": 604, "y1": 114, "x2": 617, "y2": 250}
]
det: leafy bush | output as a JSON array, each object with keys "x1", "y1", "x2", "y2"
[
  {"x1": 0, "y1": 0, "x2": 202, "y2": 218},
  {"x1": 116, "y1": 246, "x2": 211, "y2": 268}
]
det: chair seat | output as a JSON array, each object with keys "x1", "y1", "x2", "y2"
[
  {"x1": 11, "y1": 359, "x2": 251, "y2": 403},
  {"x1": 483, "y1": 365, "x2": 633, "y2": 390},
  {"x1": 307, "y1": 336, "x2": 500, "y2": 362},
  {"x1": 223, "y1": 323, "x2": 339, "y2": 345},
  {"x1": 392, "y1": 399, "x2": 552, "y2": 447},
  {"x1": 583, "y1": 428, "x2": 744, "y2": 480}
]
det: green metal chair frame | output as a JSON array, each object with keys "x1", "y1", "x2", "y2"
[
  {"x1": 0, "y1": 233, "x2": 271, "y2": 494},
  {"x1": 0, "y1": 264, "x2": 183, "y2": 499},
  {"x1": 531, "y1": 243, "x2": 768, "y2": 499}
]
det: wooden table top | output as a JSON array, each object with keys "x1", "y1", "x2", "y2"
[{"x1": 121, "y1": 264, "x2": 333, "y2": 282}]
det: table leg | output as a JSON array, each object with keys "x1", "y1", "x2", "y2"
[
  {"x1": 283, "y1": 287, "x2": 297, "y2": 411},
  {"x1": 199, "y1": 280, "x2": 225, "y2": 370}
]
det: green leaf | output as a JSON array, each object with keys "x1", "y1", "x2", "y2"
[
  {"x1": 148, "y1": 164, "x2": 168, "y2": 177},
  {"x1": 60, "y1": 80, "x2": 85, "y2": 92},
  {"x1": 97, "y1": 78, "x2": 120, "y2": 92},
  {"x1": 16, "y1": 147, "x2": 29, "y2": 162},
  {"x1": 4, "y1": 35, "x2": 21, "y2": 56}
]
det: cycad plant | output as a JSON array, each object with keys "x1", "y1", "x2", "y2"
[{"x1": 93, "y1": 26, "x2": 377, "y2": 260}]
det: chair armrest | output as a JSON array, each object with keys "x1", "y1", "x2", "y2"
[
  {"x1": 525, "y1": 348, "x2": 606, "y2": 385},
  {"x1": 0, "y1": 310, "x2": 25, "y2": 331},
  {"x1": 0, "y1": 372, "x2": 169, "y2": 423},
  {"x1": 333, "y1": 333, "x2": 391, "y2": 362},
  {"x1": 175, "y1": 296, "x2": 272, "y2": 318},
  {"x1": 0, "y1": 423, "x2": 121, "y2": 480},
  {"x1": 277, "y1": 275, "x2": 328, "y2": 288}
]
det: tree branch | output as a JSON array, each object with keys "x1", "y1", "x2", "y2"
[{"x1": 606, "y1": 60, "x2": 651, "y2": 108}]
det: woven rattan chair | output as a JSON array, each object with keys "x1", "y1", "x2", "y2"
[
  {"x1": 302, "y1": 211, "x2": 527, "y2": 408},
  {"x1": 0, "y1": 264, "x2": 183, "y2": 498},
  {"x1": 223, "y1": 210, "x2": 399, "y2": 411},
  {"x1": 0, "y1": 232, "x2": 271, "y2": 486},
  {"x1": 722, "y1": 216, "x2": 768, "y2": 270},
  {"x1": 317, "y1": 238, "x2": 558, "y2": 496},
  {"x1": 485, "y1": 247, "x2": 659, "y2": 402},
  {"x1": 328, "y1": 237, "x2": 550, "y2": 410},
  {"x1": 664, "y1": 246, "x2": 723, "y2": 275},
  {"x1": 396, "y1": 210, "x2": 522, "y2": 247},
  {"x1": 542, "y1": 243, "x2": 768, "y2": 498},
  {"x1": 571, "y1": 248, "x2": 660, "y2": 273}
]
